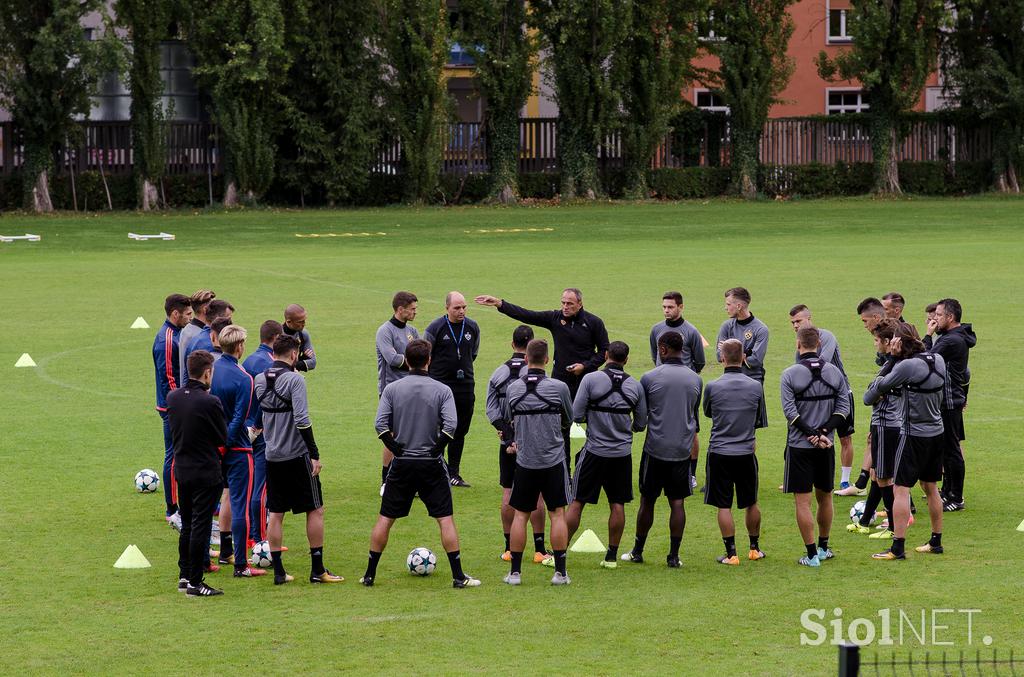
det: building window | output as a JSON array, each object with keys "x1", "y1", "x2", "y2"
[
  {"x1": 827, "y1": 90, "x2": 868, "y2": 114},
  {"x1": 159, "y1": 41, "x2": 199, "y2": 120},
  {"x1": 828, "y1": 9, "x2": 852, "y2": 42},
  {"x1": 695, "y1": 90, "x2": 729, "y2": 113},
  {"x1": 698, "y1": 11, "x2": 723, "y2": 41}
]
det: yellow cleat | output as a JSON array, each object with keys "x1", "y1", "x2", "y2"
[
  {"x1": 748, "y1": 549, "x2": 766, "y2": 561},
  {"x1": 847, "y1": 523, "x2": 872, "y2": 534},
  {"x1": 868, "y1": 529, "x2": 893, "y2": 539},
  {"x1": 532, "y1": 552, "x2": 547, "y2": 564},
  {"x1": 500, "y1": 551, "x2": 512, "y2": 562},
  {"x1": 310, "y1": 570, "x2": 344, "y2": 584},
  {"x1": 716, "y1": 555, "x2": 740, "y2": 566},
  {"x1": 871, "y1": 550, "x2": 905, "y2": 560},
  {"x1": 914, "y1": 543, "x2": 944, "y2": 554}
]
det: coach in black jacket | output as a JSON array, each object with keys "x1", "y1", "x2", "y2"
[{"x1": 167, "y1": 350, "x2": 228, "y2": 597}]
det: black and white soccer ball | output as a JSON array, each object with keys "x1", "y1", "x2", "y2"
[
  {"x1": 135, "y1": 469, "x2": 160, "y2": 493},
  {"x1": 407, "y1": 547, "x2": 436, "y2": 576},
  {"x1": 849, "y1": 499, "x2": 876, "y2": 525},
  {"x1": 251, "y1": 540, "x2": 273, "y2": 568}
]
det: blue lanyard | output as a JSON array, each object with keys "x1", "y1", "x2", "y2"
[{"x1": 445, "y1": 317, "x2": 465, "y2": 358}]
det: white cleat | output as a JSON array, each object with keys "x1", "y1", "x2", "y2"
[
  {"x1": 550, "y1": 572, "x2": 571, "y2": 586},
  {"x1": 503, "y1": 572, "x2": 522, "y2": 586}
]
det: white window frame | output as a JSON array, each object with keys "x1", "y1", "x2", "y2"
[
  {"x1": 825, "y1": 88, "x2": 869, "y2": 115},
  {"x1": 827, "y1": 8, "x2": 853, "y2": 44},
  {"x1": 694, "y1": 88, "x2": 729, "y2": 114}
]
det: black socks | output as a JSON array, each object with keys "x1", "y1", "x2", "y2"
[
  {"x1": 817, "y1": 536, "x2": 829, "y2": 551},
  {"x1": 861, "y1": 482, "x2": 882, "y2": 526},
  {"x1": 605, "y1": 545, "x2": 618, "y2": 562},
  {"x1": 310, "y1": 546, "x2": 325, "y2": 576},
  {"x1": 669, "y1": 537, "x2": 682, "y2": 557},
  {"x1": 447, "y1": 550, "x2": 465, "y2": 580},
  {"x1": 880, "y1": 484, "x2": 895, "y2": 531},
  {"x1": 510, "y1": 551, "x2": 523, "y2": 574},
  {"x1": 929, "y1": 532, "x2": 942, "y2": 547},
  {"x1": 805, "y1": 543, "x2": 818, "y2": 559},
  {"x1": 553, "y1": 550, "x2": 567, "y2": 575},
  {"x1": 633, "y1": 534, "x2": 648, "y2": 555},
  {"x1": 220, "y1": 532, "x2": 233, "y2": 559},
  {"x1": 855, "y1": 468, "x2": 870, "y2": 490},
  {"x1": 364, "y1": 550, "x2": 382, "y2": 579},
  {"x1": 533, "y1": 532, "x2": 545, "y2": 554},
  {"x1": 749, "y1": 535, "x2": 760, "y2": 551},
  {"x1": 891, "y1": 537, "x2": 906, "y2": 557},
  {"x1": 271, "y1": 550, "x2": 286, "y2": 577},
  {"x1": 504, "y1": 533, "x2": 510, "y2": 552},
  {"x1": 723, "y1": 535, "x2": 737, "y2": 558}
]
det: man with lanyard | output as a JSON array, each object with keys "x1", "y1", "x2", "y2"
[
  {"x1": 424, "y1": 291, "x2": 481, "y2": 487},
  {"x1": 485, "y1": 325, "x2": 548, "y2": 563},
  {"x1": 283, "y1": 304, "x2": 316, "y2": 372},
  {"x1": 475, "y1": 288, "x2": 609, "y2": 463},
  {"x1": 153, "y1": 293, "x2": 193, "y2": 531}
]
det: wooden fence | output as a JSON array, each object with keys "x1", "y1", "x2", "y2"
[{"x1": 0, "y1": 117, "x2": 990, "y2": 178}]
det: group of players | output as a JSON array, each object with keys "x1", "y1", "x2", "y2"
[{"x1": 153, "y1": 284, "x2": 975, "y2": 594}]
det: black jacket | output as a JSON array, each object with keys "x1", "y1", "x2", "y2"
[
  {"x1": 498, "y1": 300, "x2": 609, "y2": 396},
  {"x1": 424, "y1": 315, "x2": 481, "y2": 391},
  {"x1": 168, "y1": 379, "x2": 228, "y2": 485},
  {"x1": 924, "y1": 323, "x2": 976, "y2": 409}
]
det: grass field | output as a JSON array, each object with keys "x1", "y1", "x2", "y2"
[{"x1": 2, "y1": 196, "x2": 1023, "y2": 675}]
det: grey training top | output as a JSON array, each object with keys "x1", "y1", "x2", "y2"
[
  {"x1": 792, "y1": 327, "x2": 850, "y2": 392},
  {"x1": 703, "y1": 369, "x2": 763, "y2": 455},
  {"x1": 866, "y1": 358, "x2": 906, "y2": 428},
  {"x1": 375, "y1": 318, "x2": 420, "y2": 395},
  {"x1": 178, "y1": 321, "x2": 204, "y2": 386},
  {"x1": 571, "y1": 365, "x2": 648, "y2": 458},
  {"x1": 640, "y1": 359, "x2": 703, "y2": 461},
  {"x1": 485, "y1": 354, "x2": 528, "y2": 426},
  {"x1": 650, "y1": 319, "x2": 706, "y2": 372},
  {"x1": 375, "y1": 373, "x2": 457, "y2": 459},
  {"x1": 864, "y1": 353, "x2": 946, "y2": 437},
  {"x1": 717, "y1": 316, "x2": 769, "y2": 382},
  {"x1": 780, "y1": 354, "x2": 851, "y2": 449},
  {"x1": 253, "y1": 367, "x2": 312, "y2": 462},
  {"x1": 503, "y1": 370, "x2": 573, "y2": 469}
]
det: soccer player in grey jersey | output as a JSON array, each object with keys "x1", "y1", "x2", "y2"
[
  {"x1": 566, "y1": 341, "x2": 647, "y2": 568},
  {"x1": 485, "y1": 326, "x2": 547, "y2": 563},
  {"x1": 864, "y1": 322, "x2": 947, "y2": 559},
  {"x1": 365, "y1": 339, "x2": 480, "y2": 589},
  {"x1": 375, "y1": 291, "x2": 420, "y2": 486},
  {"x1": 716, "y1": 287, "x2": 769, "y2": 428},
  {"x1": 651, "y1": 291, "x2": 706, "y2": 484},
  {"x1": 500, "y1": 339, "x2": 574, "y2": 586},
  {"x1": 623, "y1": 330, "x2": 702, "y2": 568},
  {"x1": 788, "y1": 305, "x2": 859, "y2": 496},
  {"x1": 780, "y1": 327, "x2": 851, "y2": 567},
  {"x1": 178, "y1": 289, "x2": 216, "y2": 399},
  {"x1": 703, "y1": 339, "x2": 765, "y2": 566}
]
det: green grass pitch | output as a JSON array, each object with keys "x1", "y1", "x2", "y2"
[{"x1": 1, "y1": 196, "x2": 1022, "y2": 674}]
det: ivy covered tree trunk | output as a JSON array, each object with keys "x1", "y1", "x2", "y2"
[
  {"x1": 730, "y1": 128, "x2": 760, "y2": 199},
  {"x1": 558, "y1": 116, "x2": 600, "y2": 199},
  {"x1": 487, "y1": 111, "x2": 521, "y2": 203},
  {"x1": 869, "y1": 113, "x2": 902, "y2": 194},
  {"x1": 24, "y1": 149, "x2": 54, "y2": 213}
]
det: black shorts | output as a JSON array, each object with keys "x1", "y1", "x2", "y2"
[
  {"x1": 266, "y1": 455, "x2": 323, "y2": 514},
  {"x1": 910, "y1": 434, "x2": 944, "y2": 483},
  {"x1": 704, "y1": 452, "x2": 759, "y2": 509},
  {"x1": 783, "y1": 445, "x2": 835, "y2": 494},
  {"x1": 871, "y1": 425, "x2": 916, "y2": 487},
  {"x1": 499, "y1": 443, "x2": 516, "y2": 489},
  {"x1": 380, "y1": 458, "x2": 453, "y2": 519},
  {"x1": 638, "y1": 452, "x2": 692, "y2": 500},
  {"x1": 942, "y1": 408, "x2": 965, "y2": 442},
  {"x1": 571, "y1": 447, "x2": 633, "y2": 505},
  {"x1": 836, "y1": 392, "x2": 856, "y2": 438},
  {"x1": 510, "y1": 462, "x2": 571, "y2": 512}
]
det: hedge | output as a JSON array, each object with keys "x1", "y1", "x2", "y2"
[{"x1": 0, "y1": 172, "x2": 223, "y2": 210}]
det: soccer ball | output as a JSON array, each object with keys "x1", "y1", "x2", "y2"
[
  {"x1": 407, "y1": 547, "x2": 437, "y2": 576},
  {"x1": 251, "y1": 540, "x2": 273, "y2": 568},
  {"x1": 849, "y1": 500, "x2": 876, "y2": 525},
  {"x1": 135, "y1": 469, "x2": 160, "y2": 493}
]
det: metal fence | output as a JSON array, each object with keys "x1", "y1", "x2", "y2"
[
  {"x1": 0, "y1": 117, "x2": 990, "y2": 178},
  {"x1": 838, "y1": 644, "x2": 1021, "y2": 676},
  {"x1": 0, "y1": 121, "x2": 220, "y2": 176}
]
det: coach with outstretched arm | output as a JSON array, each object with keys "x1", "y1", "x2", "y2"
[{"x1": 476, "y1": 288, "x2": 609, "y2": 459}]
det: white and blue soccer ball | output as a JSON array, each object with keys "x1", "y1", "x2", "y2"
[
  {"x1": 135, "y1": 469, "x2": 160, "y2": 493},
  {"x1": 849, "y1": 500, "x2": 877, "y2": 525},
  {"x1": 407, "y1": 547, "x2": 436, "y2": 576},
  {"x1": 251, "y1": 540, "x2": 273, "y2": 568}
]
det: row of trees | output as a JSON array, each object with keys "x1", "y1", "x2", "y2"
[{"x1": 0, "y1": 0, "x2": 1020, "y2": 211}]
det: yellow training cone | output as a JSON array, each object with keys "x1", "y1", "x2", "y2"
[
  {"x1": 570, "y1": 528, "x2": 606, "y2": 553},
  {"x1": 114, "y1": 544, "x2": 152, "y2": 569},
  {"x1": 570, "y1": 422, "x2": 586, "y2": 440},
  {"x1": 15, "y1": 353, "x2": 36, "y2": 367},
  {"x1": 130, "y1": 317, "x2": 150, "y2": 329}
]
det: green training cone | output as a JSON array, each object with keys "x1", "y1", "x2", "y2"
[
  {"x1": 114, "y1": 544, "x2": 152, "y2": 569},
  {"x1": 570, "y1": 528, "x2": 606, "y2": 553},
  {"x1": 570, "y1": 422, "x2": 586, "y2": 440}
]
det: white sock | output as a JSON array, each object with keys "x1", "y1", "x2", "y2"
[{"x1": 841, "y1": 466, "x2": 852, "y2": 485}]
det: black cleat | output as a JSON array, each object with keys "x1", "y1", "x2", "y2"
[
  {"x1": 450, "y1": 475, "x2": 471, "y2": 488},
  {"x1": 359, "y1": 576, "x2": 374, "y2": 587},
  {"x1": 666, "y1": 555, "x2": 681, "y2": 568},
  {"x1": 177, "y1": 577, "x2": 189, "y2": 592},
  {"x1": 186, "y1": 581, "x2": 224, "y2": 597},
  {"x1": 620, "y1": 551, "x2": 644, "y2": 564},
  {"x1": 274, "y1": 573, "x2": 294, "y2": 585}
]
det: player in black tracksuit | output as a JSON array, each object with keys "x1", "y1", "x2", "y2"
[{"x1": 475, "y1": 289, "x2": 609, "y2": 462}]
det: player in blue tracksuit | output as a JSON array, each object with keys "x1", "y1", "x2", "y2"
[
  {"x1": 242, "y1": 320, "x2": 283, "y2": 545},
  {"x1": 153, "y1": 294, "x2": 193, "y2": 525},
  {"x1": 183, "y1": 299, "x2": 235, "y2": 367},
  {"x1": 211, "y1": 324, "x2": 264, "y2": 577}
]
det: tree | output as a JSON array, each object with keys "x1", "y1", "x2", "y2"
[
  {"x1": 531, "y1": 0, "x2": 631, "y2": 199},
  {"x1": 458, "y1": 0, "x2": 536, "y2": 203},
  {"x1": 182, "y1": 0, "x2": 289, "y2": 205},
  {"x1": 0, "y1": 0, "x2": 119, "y2": 211},
  {"x1": 379, "y1": 0, "x2": 452, "y2": 204},
  {"x1": 943, "y1": 0, "x2": 1024, "y2": 192},
  {"x1": 278, "y1": 1, "x2": 384, "y2": 204},
  {"x1": 816, "y1": 0, "x2": 947, "y2": 194},
  {"x1": 613, "y1": 0, "x2": 708, "y2": 199},
  {"x1": 697, "y1": 0, "x2": 795, "y2": 199},
  {"x1": 118, "y1": 0, "x2": 173, "y2": 210}
]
